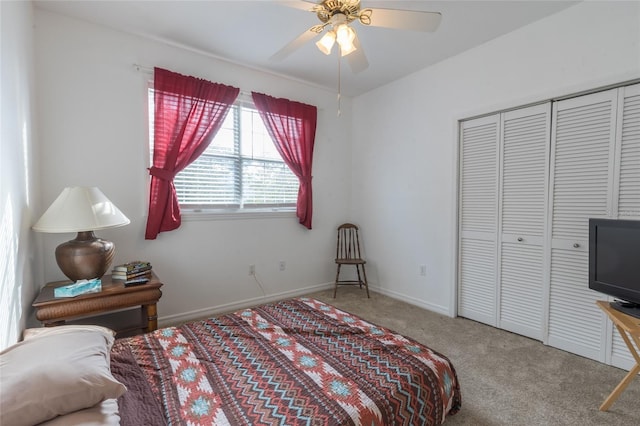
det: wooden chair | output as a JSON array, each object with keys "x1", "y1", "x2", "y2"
[{"x1": 333, "y1": 223, "x2": 370, "y2": 298}]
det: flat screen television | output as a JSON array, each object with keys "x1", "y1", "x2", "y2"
[{"x1": 589, "y1": 218, "x2": 640, "y2": 319}]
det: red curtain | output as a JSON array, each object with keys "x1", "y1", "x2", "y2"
[
  {"x1": 145, "y1": 68, "x2": 239, "y2": 239},
  {"x1": 252, "y1": 92, "x2": 317, "y2": 229}
]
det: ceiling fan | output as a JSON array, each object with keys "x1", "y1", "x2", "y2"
[{"x1": 272, "y1": 0, "x2": 442, "y2": 73}]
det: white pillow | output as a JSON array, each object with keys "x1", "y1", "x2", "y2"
[
  {"x1": 39, "y1": 398, "x2": 121, "y2": 426},
  {"x1": 22, "y1": 325, "x2": 116, "y2": 341},
  {"x1": 0, "y1": 326, "x2": 126, "y2": 426}
]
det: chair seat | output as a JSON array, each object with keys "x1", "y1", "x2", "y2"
[{"x1": 335, "y1": 258, "x2": 366, "y2": 265}]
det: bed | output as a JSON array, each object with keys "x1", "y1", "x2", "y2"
[{"x1": 0, "y1": 297, "x2": 461, "y2": 425}]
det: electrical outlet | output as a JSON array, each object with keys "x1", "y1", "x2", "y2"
[
  {"x1": 279, "y1": 261, "x2": 286, "y2": 271},
  {"x1": 420, "y1": 265, "x2": 427, "y2": 276},
  {"x1": 249, "y1": 264, "x2": 255, "y2": 275}
]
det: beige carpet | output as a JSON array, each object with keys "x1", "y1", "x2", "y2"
[{"x1": 309, "y1": 287, "x2": 640, "y2": 425}]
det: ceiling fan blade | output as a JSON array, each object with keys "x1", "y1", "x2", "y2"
[
  {"x1": 346, "y1": 33, "x2": 368, "y2": 74},
  {"x1": 366, "y1": 8, "x2": 442, "y2": 32},
  {"x1": 270, "y1": 28, "x2": 320, "y2": 61}
]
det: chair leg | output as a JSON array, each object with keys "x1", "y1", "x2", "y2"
[
  {"x1": 333, "y1": 264, "x2": 341, "y2": 298},
  {"x1": 361, "y1": 264, "x2": 370, "y2": 298},
  {"x1": 356, "y1": 265, "x2": 363, "y2": 289}
]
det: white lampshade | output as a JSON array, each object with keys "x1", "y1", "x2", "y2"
[
  {"x1": 33, "y1": 187, "x2": 130, "y2": 233},
  {"x1": 336, "y1": 25, "x2": 357, "y2": 57},
  {"x1": 316, "y1": 30, "x2": 336, "y2": 55},
  {"x1": 336, "y1": 24, "x2": 355, "y2": 45}
]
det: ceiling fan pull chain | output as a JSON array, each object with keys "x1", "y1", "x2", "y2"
[{"x1": 337, "y1": 51, "x2": 342, "y2": 117}]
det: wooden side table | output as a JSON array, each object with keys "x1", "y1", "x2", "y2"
[
  {"x1": 596, "y1": 300, "x2": 640, "y2": 411},
  {"x1": 32, "y1": 272, "x2": 163, "y2": 337}
]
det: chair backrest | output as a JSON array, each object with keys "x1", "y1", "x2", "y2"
[{"x1": 336, "y1": 223, "x2": 363, "y2": 260}]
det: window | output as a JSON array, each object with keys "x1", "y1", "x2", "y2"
[{"x1": 149, "y1": 91, "x2": 298, "y2": 212}]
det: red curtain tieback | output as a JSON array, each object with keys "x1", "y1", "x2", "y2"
[
  {"x1": 300, "y1": 176, "x2": 312, "y2": 184},
  {"x1": 148, "y1": 167, "x2": 175, "y2": 181}
]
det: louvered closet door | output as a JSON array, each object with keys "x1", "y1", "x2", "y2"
[
  {"x1": 611, "y1": 83, "x2": 640, "y2": 370},
  {"x1": 547, "y1": 89, "x2": 618, "y2": 362},
  {"x1": 459, "y1": 114, "x2": 499, "y2": 326},
  {"x1": 498, "y1": 103, "x2": 551, "y2": 340},
  {"x1": 615, "y1": 83, "x2": 640, "y2": 219}
]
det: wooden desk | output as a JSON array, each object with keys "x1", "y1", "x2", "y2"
[
  {"x1": 596, "y1": 300, "x2": 640, "y2": 411},
  {"x1": 33, "y1": 272, "x2": 163, "y2": 337}
]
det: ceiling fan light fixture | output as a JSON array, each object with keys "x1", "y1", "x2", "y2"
[
  {"x1": 336, "y1": 23, "x2": 355, "y2": 45},
  {"x1": 336, "y1": 24, "x2": 357, "y2": 56},
  {"x1": 339, "y1": 40, "x2": 357, "y2": 56},
  {"x1": 316, "y1": 30, "x2": 336, "y2": 55}
]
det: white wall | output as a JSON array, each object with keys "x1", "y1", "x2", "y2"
[
  {"x1": 29, "y1": 1, "x2": 640, "y2": 327},
  {"x1": 33, "y1": 9, "x2": 352, "y2": 324},
  {"x1": 0, "y1": 1, "x2": 40, "y2": 349},
  {"x1": 351, "y1": 1, "x2": 640, "y2": 315}
]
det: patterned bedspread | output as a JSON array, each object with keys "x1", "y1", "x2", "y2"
[{"x1": 111, "y1": 298, "x2": 461, "y2": 425}]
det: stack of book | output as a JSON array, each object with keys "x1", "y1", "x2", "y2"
[{"x1": 111, "y1": 261, "x2": 152, "y2": 285}]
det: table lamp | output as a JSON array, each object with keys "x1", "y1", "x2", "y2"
[{"x1": 33, "y1": 186, "x2": 130, "y2": 281}]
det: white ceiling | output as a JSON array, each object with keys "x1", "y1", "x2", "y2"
[{"x1": 33, "y1": 0, "x2": 579, "y2": 97}]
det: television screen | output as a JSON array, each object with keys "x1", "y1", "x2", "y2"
[{"x1": 589, "y1": 218, "x2": 640, "y2": 318}]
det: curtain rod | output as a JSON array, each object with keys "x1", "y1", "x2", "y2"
[
  {"x1": 132, "y1": 63, "x2": 325, "y2": 112},
  {"x1": 133, "y1": 63, "x2": 153, "y2": 74},
  {"x1": 133, "y1": 63, "x2": 254, "y2": 99},
  {"x1": 132, "y1": 62, "x2": 251, "y2": 98}
]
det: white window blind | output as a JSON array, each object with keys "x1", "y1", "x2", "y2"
[{"x1": 149, "y1": 90, "x2": 298, "y2": 211}]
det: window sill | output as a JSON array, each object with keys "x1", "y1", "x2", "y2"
[{"x1": 181, "y1": 208, "x2": 297, "y2": 222}]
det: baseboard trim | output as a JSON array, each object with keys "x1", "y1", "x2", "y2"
[
  {"x1": 369, "y1": 284, "x2": 451, "y2": 317},
  {"x1": 158, "y1": 282, "x2": 334, "y2": 327}
]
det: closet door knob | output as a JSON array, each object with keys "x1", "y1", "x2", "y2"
[
  {"x1": 573, "y1": 243, "x2": 580, "y2": 248},
  {"x1": 517, "y1": 237, "x2": 523, "y2": 242}
]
